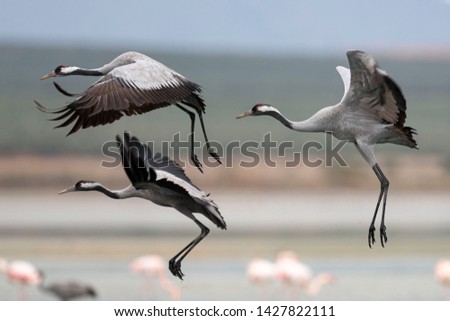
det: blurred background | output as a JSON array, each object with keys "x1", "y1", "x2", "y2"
[{"x1": 0, "y1": 0, "x2": 449, "y2": 300}]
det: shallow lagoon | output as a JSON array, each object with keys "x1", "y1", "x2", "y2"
[{"x1": 0, "y1": 190, "x2": 449, "y2": 300}]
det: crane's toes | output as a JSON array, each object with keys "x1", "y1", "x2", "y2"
[
  {"x1": 368, "y1": 225, "x2": 376, "y2": 249},
  {"x1": 169, "y1": 260, "x2": 184, "y2": 280},
  {"x1": 208, "y1": 148, "x2": 222, "y2": 165},
  {"x1": 380, "y1": 225, "x2": 388, "y2": 248},
  {"x1": 191, "y1": 154, "x2": 204, "y2": 173}
]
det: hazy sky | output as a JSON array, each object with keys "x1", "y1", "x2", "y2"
[{"x1": 1, "y1": 0, "x2": 450, "y2": 55}]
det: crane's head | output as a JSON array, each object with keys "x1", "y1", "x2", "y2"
[
  {"x1": 236, "y1": 104, "x2": 279, "y2": 119},
  {"x1": 40, "y1": 65, "x2": 77, "y2": 80},
  {"x1": 59, "y1": 180, "x2": 98, "y2": 194}
]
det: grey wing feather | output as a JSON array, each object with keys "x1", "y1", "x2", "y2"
[
  {"x1": 36, "y1": 56, "x2": 205, "y2": 135},
  {"x1": 117, "y1": 131, "x2": 225, "y2": 229},
  {"x1": 341, "y1": 50, "x2": 407, "y2": 126}
]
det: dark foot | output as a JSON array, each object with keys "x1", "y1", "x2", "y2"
[
  {"x1": 191, "y1": 154, "x2": 203, "y2": 173},
  {"x1": 368, "y1": 224, "x2": 376, "y2": 249},
  {"x1": 208, "y1": 147, "x2": 222, "y2": 165},
  {"x1": 380, "y1": 224, "x2": 388, "y2": 248},
  {"x1": 169, "y1": 259, "x2": 184, "y2": 280}
]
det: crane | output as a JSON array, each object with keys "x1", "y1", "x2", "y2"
[
  {"x1": 58, "y1": 132, "x2": 226, "y2": 279},
  {"x1": 35, "y1": 51, "x2": 221, "y2": 172},
  {"x1": 40, "y1": 280, "x2": 97, "y2": 301},
  {"x1": 236, "y1": 50, "x2": 418, "y2": 247}
]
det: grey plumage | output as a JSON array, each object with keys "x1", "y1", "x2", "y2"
[
  {"x1": 35, "y1": 51, "x2": 221, "y2": 172},
  {"x1": 59, "y1": 132, "x2": 226, "y2": 280},
  {"x1": 237, "y1": 50, "x2": 417, "y2": 248},
  {"x1": 41, "y1": 281, "x2": 97, "y2": 301}
]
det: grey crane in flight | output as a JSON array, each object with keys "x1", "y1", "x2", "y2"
[
  {"x1": 58, "y1": 132, "x2": 226, "y2": 279},
  {"x1": 35, "y1": 51, "x2": 221, "y2": 172},
  {"x1": 236, "y1": 50, "x2": 417, "y2": 248}
]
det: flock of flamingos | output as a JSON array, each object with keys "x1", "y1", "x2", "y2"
[{"x1": 0, "y1": 254, "x2": 449, "y2": 300}]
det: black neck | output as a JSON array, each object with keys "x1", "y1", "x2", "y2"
[
  {"x1": 93, "y1": 185, "x2": 120, "y2": 199},
  {"x1": 268, "y1": 111, "x2": 293, "y2": 129},
  {"x1": 71, "y1": 69, "x2": 104, "y2": 76}
]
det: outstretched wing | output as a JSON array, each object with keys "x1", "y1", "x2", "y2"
[
  {"x1": 116, "y1": 132, "x2": 199, "y2": 191},
  {"x1": 340, "y1": 50, "x2": 408, "y2": 127},
  {"x1": 117, "y1": 132, "x2": 156, "y2": 187},
  {"x1": 336, "y1": 66, "x2": 351, "y2": 105},
  {"x1": 36, "y1": 56, "x2": 205, "y2": 135},
  {"x1": 117, "y1": 132, "x2": 226, "y2": 229}
]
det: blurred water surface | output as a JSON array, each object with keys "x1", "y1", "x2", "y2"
[{"x1": 0, "y1": 190, "x2": 449, "y2": 300}]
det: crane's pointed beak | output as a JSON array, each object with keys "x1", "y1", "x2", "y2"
[
  {"x1": 40, "y1": 71, "x2": 56, "y2": 80},
  {"x1": 58, "y1": 186, "x2": 76, "y2": 195},
  {"x1": 235, "y1": 110, "x2": 253, "y2": 119}
]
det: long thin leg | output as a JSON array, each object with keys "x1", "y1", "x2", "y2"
[
  {"x1": 176, "y1": 104, "x2": 203, "y2": 173},
  {"x1": 367, "y1": 179, "x2": 383, "y2": 247},
  {"x1": 168, "y1": 218, "x2": 210, "y2": 280},
  {"x1": 354, "y1": 142, "x2": 389, "y2": 248},
  {"x1": 372, "y1": 163, "x2": 389, "y2": 247},
  {"x1": 197, "y1": 111, "x2": 222, "y2": 164}
]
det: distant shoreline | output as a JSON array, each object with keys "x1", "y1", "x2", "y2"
[{"x1": 0, "y1": 154, "x2": 448, "y2": 190}]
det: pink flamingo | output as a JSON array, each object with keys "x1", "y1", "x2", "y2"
[
  {"x1": 130, "y1": 255, "x2": 181, "y2": 300},
  {"x1": 435, "y1": 259, "x2": 450, "y2": 299},
  {"x1": 246, "y1": 258, "x2": 277, "y2": 299},
  {"x1": 0, "y1": 258, "x2": 42, "y2": 300},
  {"x1": 275, "y1": 251, "x2": 334, "y2": 299}
]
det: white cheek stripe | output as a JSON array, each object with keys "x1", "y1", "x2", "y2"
[
  {"x1": 258, "y1": 105, "x2": 276, "y2": 113},
  {"x1": 61, "y1": 66, "x2": 79, "y2": 74},
  {"x1": 80, "y1": 182, "x2": 99, "y2": 189}
]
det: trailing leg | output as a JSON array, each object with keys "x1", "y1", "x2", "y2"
[
  {"x1": 197, "y1": 111, "x2": 222, "y2": 164},
  {"x1": 373, "y1": 163, "x2": 389, "y2": 247},
  {"x1": 168, "y1": 218, "x2": 210, "y2": 280},
  {"x1": 176, "y1": 104, "x2": 203, "y2": 173}
]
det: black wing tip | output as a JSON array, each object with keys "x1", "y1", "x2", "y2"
[
  {"x1": 34, "y1": 100, "x2": 77, "y2": 136},
  {"x1": 115, "y1": 133, "x2": 123, "y2": 147},
  {"x1": 34, "y1": 100, "x2": 48, "y2": 112},
  {"x1": 116, "y1": 131, "x2": 132, "y2": 145},
  {"x1": 53, "y1": 82, "x2": 77, "y2": 97},
  {"x1": 207, "y1": 204, "x2": 227, "y2": 230},
  {"x1": 403, "y1": 126, "x2": 418, "y2": 148},
  {"x1": 131, "y1": 135, "x2": 141, "y2": 144},
  {"x1": 346, "y1": 50, "x2": 363, "y2": 59},
  {"x1": 34, "y1": 99, "x2": 70, "y2": 116},
  {"x1": 118, "y1": 131, "x2": 149, "y2": 149},
  {"x1": 65, "y1": 125, "x2": 80, "y2": 136},
  {"x1": 347, "y1": 49, "x2": 368, "y2": 57}
]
